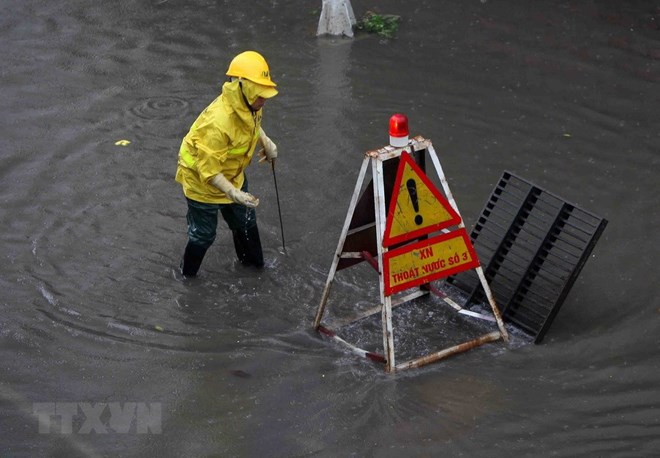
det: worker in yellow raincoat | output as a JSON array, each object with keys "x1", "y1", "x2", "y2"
[{"x1": 175, "y1": 51, "x2": 279, "y2": 277}]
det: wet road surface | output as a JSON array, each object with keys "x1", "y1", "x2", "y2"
[{"x1": 1, "y1": 0, "x2": 659, "y2": 456}]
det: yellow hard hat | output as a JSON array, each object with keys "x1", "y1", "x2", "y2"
[{"x1": 226, "y1": 51, "x2": 277, "y2": 88}]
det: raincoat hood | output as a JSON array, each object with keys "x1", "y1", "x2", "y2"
[
  {"x1": 221, "y1": 80, "x2": 261, "y2": 128},
  {"x1": 221, "y1": 79, "x2": 275, "y2": 128},
  {"x1": 227, "y1": 78, "x2": 277, "y2": 106}
]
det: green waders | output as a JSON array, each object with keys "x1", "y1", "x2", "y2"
[{"x1": 181, "y1": 179, "x2": 263, "y2": 276}]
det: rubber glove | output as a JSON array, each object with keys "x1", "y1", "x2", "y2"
[
  {"x1": 258, "y1": 127, "x2": 278, "y2": 163},
  {"x1": 211, "y1": 174, "x2": 259, "y2": 208}
]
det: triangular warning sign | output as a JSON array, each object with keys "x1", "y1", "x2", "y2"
[{"x1": 383, "y1": 151, "x2": 461, "y2": 247}]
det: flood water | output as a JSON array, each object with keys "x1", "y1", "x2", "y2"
[{"x1": 1, "y1": 0, "x2": 659, "y2": 456}]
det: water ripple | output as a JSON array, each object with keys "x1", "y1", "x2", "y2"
[{"x1": 128, "y1": 96, "x2": 190, "y2": 120}]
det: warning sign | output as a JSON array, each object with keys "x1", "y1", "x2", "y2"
[
  {"x1": 383, "y1": 229, "x2": 480, "y2": 296},
  {"x1": 383, "y1": 152, "x2": 460, "y2": 247}
]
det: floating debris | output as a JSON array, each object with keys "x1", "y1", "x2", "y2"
[{"x1": 356, "y1": 11, "x2": 401, "y2": 39}]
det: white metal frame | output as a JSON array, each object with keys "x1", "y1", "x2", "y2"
[{"x1": 314, "y1": 137, "x2": 508, "y2": 373}]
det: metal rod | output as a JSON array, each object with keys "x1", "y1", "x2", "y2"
[
  {"x1": 476, "y1": 266, "x2": 509, "y2": 341},
  {"x1": 333, "y1": 289, "x2": 428, "y2": 328},
  {"x1": 426, "y1": 283, "x2": 496, "y2": 322},
  {"x1": 317, "y1": 326, "x2": 386, "y2": 363},
  {"x1": 373, "y1": 155, "x2": 396, "y2": 372},
  {"x1": 395, "y1": 331, "x2": 502, "y2": 371},
  {"x1": 428, "y1": 144, "x2": 509, "y2": 341},
  {"x1": 313, "y1": 156, "x2": 371, "y2": 329},
  {"x1": 360, "y1": 250, "x2": 380, "y2": 272},
  {"x1": 271, "y1": 159, "x2": 286, "y2": 253}
]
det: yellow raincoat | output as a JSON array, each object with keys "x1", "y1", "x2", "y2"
[{"x1": 175, "y1": 80, "x2": 263, "y2": 204}]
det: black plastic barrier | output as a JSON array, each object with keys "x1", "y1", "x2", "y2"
[{"x1": 448, "y1": 171, "x2": 608, "y2": 343}]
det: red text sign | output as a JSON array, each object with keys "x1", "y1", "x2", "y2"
[{"x1": 383, "y1": 229, "x2": 480, "y2": 296}]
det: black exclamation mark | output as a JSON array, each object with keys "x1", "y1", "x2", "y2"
[{"x1": 406, "y1": 178, "x2": 423, "y2": 225}]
